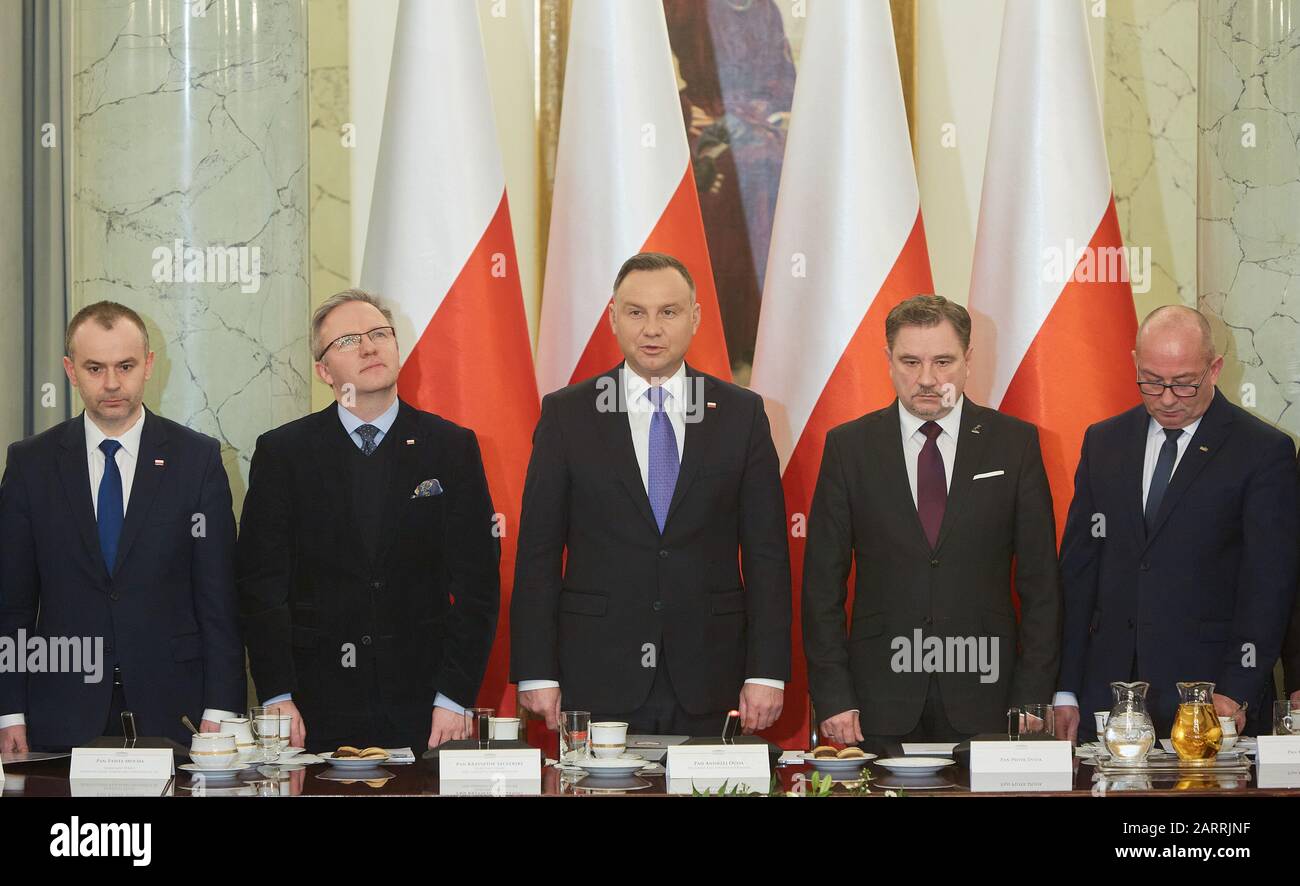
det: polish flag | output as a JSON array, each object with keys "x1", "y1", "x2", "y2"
[
  {"x1": 968, "y1": 0, "x2": 1138, "y2": 540},
  {"x1": 360, "y1": 0, "x2": 539, "y2": 715},
  {"x1": 749, "y1": 0, "x2": 933, "y2": 749},
  {"x1": 534, "y1": 0, "x2": 731, "y2": 394}
]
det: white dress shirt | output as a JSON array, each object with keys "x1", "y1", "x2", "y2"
[
  {"x1": 1, "y1": 410, "x2": 238, "y2": 730},
  {"x1": 899, "y1": 396, "x2": 963, "y2": 505},
  {"x1": 1054, "y1": 415, "x2": 1205, "y2": 710},
  {"x1": 519, "y1": 363, "x2": 785, "y2": 696},
  {"x1": 261, "y1": 396, "x2": 465, "y2": 717}
]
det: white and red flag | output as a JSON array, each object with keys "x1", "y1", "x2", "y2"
[
  {"x1": 534, "y1": 0, "x2": 731, "y2": 393},
  {"x1": 749, "y1": 0, "x2": 933, "y2": 749},
  {"x1": 968, "y1": 0, "x2": 1138, "y2": 540},
  {"x1": 360, "y1": 0, "x2": 540, "y2": 715}
]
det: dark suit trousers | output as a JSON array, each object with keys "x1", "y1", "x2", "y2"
[
  {"x1": 860, "y1": 676, "x2": 970, "y2": 754},
  {"x1": 592, "y1": 654, "x2": 726, "y2": 737}
]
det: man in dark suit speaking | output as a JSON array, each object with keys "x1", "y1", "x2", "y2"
[
  {"x1": 1055, "y1": 306, "x2": 1298, "y2": 742},
  {"x1": 511, "y1": 252, "x2": 791, "y2": 736},
  {"x1": 803, "y1": 295, "x2": 1060, "y2": 746},
  {"x1": 237, "y1": 290, "x2": 499, "y2": 753},
  {"x1": 0, "y1": 302, "x2": 244, "y2": 751}
]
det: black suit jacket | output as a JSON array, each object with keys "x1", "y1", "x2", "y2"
[
  {"x1": 1060, "y1": 391, "x2": 1299, "y2": 737},
  {"x1": 1285, "y1": 450, "x2": 1300, "y2": 697},
  {"x1": 235, "y1": 401, "x2": 499, "y2": 747},
  {"x1": 802, "y1": 399, "x2": 1061, "y2": 736},
  {"x1": 510, "y1": 364, "x2": 791, "y2": 715},
  {"x1": 0, "y1": 409, "x2": 244, "y2": 747}
]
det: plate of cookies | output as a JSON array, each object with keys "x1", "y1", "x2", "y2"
[
  {"x1": 802, "y1": 745, "x2": 877, "y2": 772},
  {"x1": 320, "y1": 746, "x2": 390, "y2": 769}
]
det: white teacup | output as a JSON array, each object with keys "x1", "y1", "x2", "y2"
[
  {"x1": 189, "y1": 733, "x2": 238, "y2": 769},
  {"x1": 590, "y1": 721, "x2": 629, "y2": 758},
  {"x1": 489, "y1": 717, "x2": 520, "y2": 741},
  {"x1": 1218, "y1": 716, "x2": 1239, "y2": 752},
  {"x1": 220, "y1": 717, "x2": 256, "y2": 756},
  {"x1": 1094, "y1": 711, "x2": 1109, "y2": 736},
  {"x1": 276, "y1": 714, "x2": 292, "y2": 748}
]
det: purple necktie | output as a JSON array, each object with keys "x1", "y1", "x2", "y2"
[
  {"x1": 646, "y1": 386, "x2": 679, "y2": 533},
  {"x1": 917, "y1": 421, "x2": 946, "y2": 548}
]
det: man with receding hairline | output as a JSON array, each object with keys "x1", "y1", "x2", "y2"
[
  {"x1": 0, "y1": 301, "x2": 244, "y2": 751},
  {"x1": 1055, "y1": 305, "x2": 1298, "y2": 742}
]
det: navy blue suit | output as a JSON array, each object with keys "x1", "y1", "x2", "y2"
[
  {"x1": 0, "y1": 409, "x2": 245, "y2": 748},
  {"x1": 1060, "y1": 390, "x2": 1299, "y2": 738}
]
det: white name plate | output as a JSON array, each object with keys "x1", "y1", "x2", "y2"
[
  {"x1": 1255, "y1": 764, "x2": 1300, "y2": 790},
  {"x1": 438, "y1": 747, "x2": 541, "y2": 780},
  {"x1": 70, "y1": 747, "x2": 173, "y2": 780},
  {"x1": 1256, "y1": 735, "x2": 1300, "y2": 766},
  {"x1": 666, "y1": 776, "x2": 768, "y2": 795},
  {"x1": 969, "y1": 771, "x2": 1074, "y2": 793},
  {"x1": 970, "y1": 740, "x2": 1072, "y2": 774},
  {"x1": 665, "y1": 742, "x2": 769, "y2": 783}
]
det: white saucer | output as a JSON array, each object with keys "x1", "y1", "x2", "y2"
[
  {"x1": 570, "y1": 754, "x2": 646, "y2": 777},
  {"x1": 320, "y1": 752, "x2": 390, "y2": 769},
  {"x1": 802, "y1": 752, "x2": 877, "y2": 772},
  {"x1": 873, "y1": 757, "x2": 955, "y2": 775},
  {"x1": 180, "y1": 762, "x2": 252, "y2": 778}
]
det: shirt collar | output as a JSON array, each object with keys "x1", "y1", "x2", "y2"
[
  {"x1": 338, "y1": 396, "x2": 400, "y2": 436},
  {"x1": 1147, "y1": 413, "x2": 1203, "y2": 441},
  {"x1": 84, "y1": 408, "x2": 146, "y2": 460},
  {"x1": 899, "y1": 395, "x2": 964, "y2": 442},
  {"x1": 622, "y1": 361, "x2": 687, "y2": 410}
]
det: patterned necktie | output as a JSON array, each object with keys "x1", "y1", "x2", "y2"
[
  {"x1": 97, "y1": 439, "x2": 124, "y2": 573},
  {"x1": 356, "y1": 424, "x2": 380, "y2": 456},
  {"x1": 1144, "y1": 427, "x2": 1182, "y2": 530},
  {"x1": 646, "y1": 386, "x2": 679, "y2": 533},
  {"x1": 916, "y1": 421, "x2": 946, "y2": 549}
]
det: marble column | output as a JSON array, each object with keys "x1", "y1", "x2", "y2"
[
  {"x1": 70, "y1": 0, "x2": 310, "y2": 510},
  {"x1": 1198, "y1": 0, "x2": 1300, "y2": 440}
]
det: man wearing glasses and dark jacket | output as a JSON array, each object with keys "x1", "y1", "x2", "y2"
[
  {"x1": 1055, "y1": 306, "x2": 1299, "y2": 742},
  {"x1": 236, "y1": 290, "x2": 500, "y2": 753}
]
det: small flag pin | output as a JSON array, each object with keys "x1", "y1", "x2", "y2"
[
  {"x1": 154, "y1": 459, "x2": 165, "y2": 466},
  {"x1": 1199, "y1": 445, "x2": 1208, "y2": 452},
  {"x1": 971, "y1": 424, "x2": 983, "y2": 435},
  {"x1": 706, "y1": 401, "x2": 717, "y2": 409},
  {"x1": 406, "y1": 439, "x2": 416, "y2": 445}
]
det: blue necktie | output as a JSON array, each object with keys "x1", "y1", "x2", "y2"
[
  {"x1": 646, "y1": 387, "x2": 679, "y2": 533},
  {"x1": 1144, "y1": 427, "x2": 1182, "y2": 530},
  {"x1": 97, "y1": 439, "x2": 124, "y2": 573},
  {"x1": 356, "y1": 424, "x2": 380, "y2": 456}
]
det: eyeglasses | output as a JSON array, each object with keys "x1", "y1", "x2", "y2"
[
  {"x1": 1136, "y1": 364, "x2": 1210, "y2": 398},
  {"x1": 316, "y1": 326, "x2": 395, "y2": 361}
]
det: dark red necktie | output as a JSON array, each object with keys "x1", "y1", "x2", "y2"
[{"x1": 917, "y1": 421, "x2": 946, "y2": 548}]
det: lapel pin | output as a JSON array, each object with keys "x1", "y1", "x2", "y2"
[
  {"x1": 1199, "y1": 445, "x2": 1208, "y2": 452},
  {"x1": 971, "y1": 424, "x2": 982, "y2": 435},
  {"x1": 154, "y1": 459, "x2": 165, "y2": 466},
  {"x1": 706, "y1": 402, "x2": 717, "y2": 409},
  {"x1": 406, "y1": 439, "x2": 416, "y2": 445}
]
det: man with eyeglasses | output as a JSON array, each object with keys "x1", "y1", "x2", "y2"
[
  {"x1": 1055, "y1": 305, "x2": 1298, "y2": 742},
  {"x1": 236, "y1": 289, "x2": 500, "y2": 753}
]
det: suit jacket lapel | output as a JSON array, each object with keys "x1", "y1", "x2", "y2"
[
  {"x1": 373, "y1": 401, "x2": 422, "y2": 566},
  {"x1": 1144, "y1": 391, "x2": 1234, "y2": 550},
  {"x1": 308, "y1": 402, "x2": 352, "y2": 542},
  {"x1": 664, "y1": 366, "x2": 715, "y2": 530},
  {"x1": 934, "y1": 399, "x2": 992, "y2": 553},
  {"x1": 112, "y1": 408, "x2": 169, "y2": 574},
  {"x1": 1123, "y1": 406, "x2": 1149, "y2": 548},
  {"x1": 595, "y1": 367, "x2": 660, "y2": 535},
  {"x1": 56, "y1": 414, "x2": 106, "y2": 580},
  {"x1": 870, "y1": 401, "x2": 931, "y2": 551}
]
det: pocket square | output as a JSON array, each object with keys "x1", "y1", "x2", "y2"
[
  {"x1": 972, "y1": 470, "x2": 1005, "y2": 480},
  {"x1": 411, "y1": 478, "x2": 444, "y2": 498}
]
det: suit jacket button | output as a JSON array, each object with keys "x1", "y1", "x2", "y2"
[
  {"x1": 658, "y1": 549, "x2": 669, "y2": 559},
  {"x1": 105, "y1": 645, "x2": 114, "y2": 655},
  {"x1": 652, "y1": 601, "x2": 663, "y2": 612},
  {"x1": 1127, "y1": 620, "x2": 1134, "y2": 630},
  {"x1": 1139, "y1": 563, "x2": 1150, "y2": 572},
  {"x1": 923, "y1": 617, "x2": 933, "y2": 627},
  {"x1": 371, "y1": 581, "x2": 383, "y2": 590},
  {"x1": 109, "y1": 592, "x2": 120, "y2": 602},
  {"x1": 929, "y1": 559, "x2": 939, "y2": 567},
  {"x1": 361, "y1": 635, "x2": 373, "y2": 646}
]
